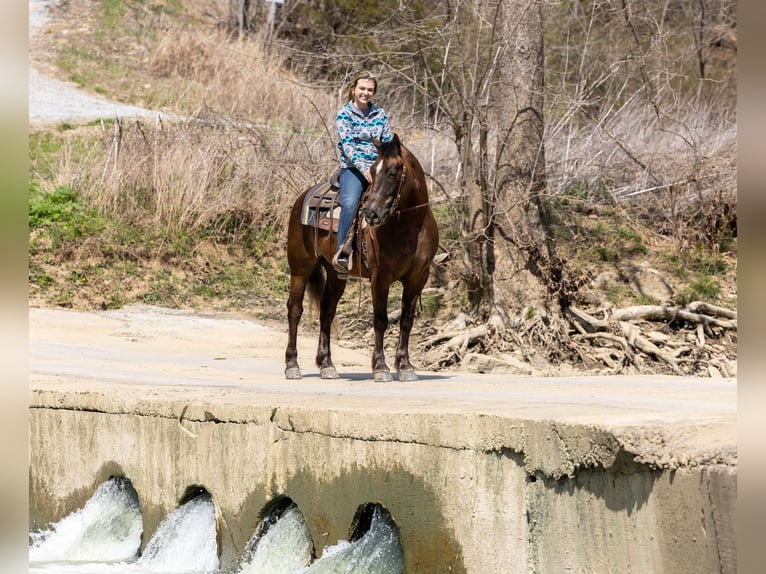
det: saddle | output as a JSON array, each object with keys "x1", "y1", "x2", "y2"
[
  {"x1": 300, "y1": 170, "x2": 369, "y2": 275},
  {"x1": 300, "y1": 170, "x2": 342, "y2": 232}
]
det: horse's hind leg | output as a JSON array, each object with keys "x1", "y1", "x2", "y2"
[
  {"x1": 315, "y1": 271, "x2": 346, "y2": 379},
  {"x1": 285, "y1": 273, "x2": 307, "y2": 379}
]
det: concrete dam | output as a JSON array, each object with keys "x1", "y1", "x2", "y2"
[{"x1": 29, "y1": 306, "x2": 737, "y2": 572}]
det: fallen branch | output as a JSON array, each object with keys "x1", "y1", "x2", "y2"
[
  {"x1": 422, "y1": 325, "x2": 489, "y2": 352},
  {"x1": 620, "y1": 322, "x2": 684, "y2": 375},
  {"x1": 686, "y1": 301, "x2": 737, "y2": 320},
  {"x1": 609, "y1": 305, "x2": 737, "y2": 329},
  {"x1": 574, "y1": 332, "x2": 633, "y2": 357}
]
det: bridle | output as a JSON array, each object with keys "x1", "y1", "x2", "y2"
[
  {"x1": 368, "y1": 161, "x2": 428, "y2": 220},
  {"x1": 388, "y1": 163, "x2": 406, "y2": 217}
]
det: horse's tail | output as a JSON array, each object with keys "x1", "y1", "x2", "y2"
[{"x1": 306, "y1": 264, "x2": 326, "y2": 314}]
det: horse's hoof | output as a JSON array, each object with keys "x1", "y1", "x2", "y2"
[
  {"x1": 374, "y1": 370, "x2": 393, "y2": 383},
  {"x1": 320, "y1": 366, "x2": 339, "y2": 379},
  {"x1": 285, "y1": 367, "x2": 303, "y2": 380},
  {"x1": 398, "y1": 369, "x2": 419, "y2": 382}
]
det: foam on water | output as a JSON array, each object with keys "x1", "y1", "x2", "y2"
[
  {"x1": 30, "y1": 480, "x2": 403, "y2": 574},
  {"x1": 302, "y1": 505, "x2": 404, "y2": 574}
]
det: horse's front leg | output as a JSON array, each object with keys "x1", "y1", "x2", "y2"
[
  {"x1": 315, "y1": 271, "x2": 346, "y2": 379},
  {"x1": 395, "y1": 280, "x2": 425, "y2": 381},
  {"x1": 285, "y1": 274, "x2": 306, "y2": 380},
  {"x1": 371, "y1": 280, "x2": 393, "y2": 382}
]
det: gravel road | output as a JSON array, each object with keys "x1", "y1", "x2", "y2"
[{"x1": 29, "y1": 0, "x2": 175, "y2": 126}]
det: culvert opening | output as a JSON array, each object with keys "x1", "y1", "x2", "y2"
[
  {"x1": 178, "y1": 484, "x2": 210, "y2": 505},
  {"x1": 137, "y1": 485, "x2": 219, "y2": 571},
  {"x1": 350, "y1": 502, "x2": 381, "y2": 542},
  {"x1": 305, "y1": 502, "x2": 404, "y2": 573},
  {"x1": 31, "y1": 485, "x2": 404, "y2": 573},
  {"x1": 29, "y1": 476, "x2": 143, "y2": 563},
  {"x1": 238, "y1": 495, "x2": 315, "y2": 573}
]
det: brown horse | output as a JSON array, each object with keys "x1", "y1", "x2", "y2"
[{"x1": 284, "y1": 134, "x2": 439, "y2": 382}]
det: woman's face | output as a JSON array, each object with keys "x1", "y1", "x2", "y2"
[{"x1": 352, "y1": 79, "x2": 376, "y2": 109}]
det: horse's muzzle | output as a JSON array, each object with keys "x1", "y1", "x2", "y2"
[{"x1": 363, "y1": 207, "x2": 387, "y2": 227}]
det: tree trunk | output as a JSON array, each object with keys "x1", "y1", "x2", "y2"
[
  {"x1": 460, "y1": 110, "x2": 491, "y2": 315},
  {"x1": 228, "y1": 0, "x2": 245, "y2": 37},
  {"x1": 489, "y1": 0, "x2": 560, "y2": 327}
]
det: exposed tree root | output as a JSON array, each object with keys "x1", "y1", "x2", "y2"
[{"x1": 419, "y1": 300, "x2": 737, "y2": 377}]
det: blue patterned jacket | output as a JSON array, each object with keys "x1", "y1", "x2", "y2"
[{"x1": 336, "y1": 101, "x2": 393, "y2": 172}]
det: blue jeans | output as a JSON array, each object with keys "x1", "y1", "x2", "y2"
[{"x1": 337, "y1": 168, "x2": 369, "y2": 251}]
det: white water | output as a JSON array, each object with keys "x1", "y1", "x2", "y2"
[
  {"x1": 302, "y1": 506, "x2": 404, "y2": 574},
  {"x1": 237, "y1": 505, "x2": 312, "y2": 574},
  {"x1": 29, "y1": 478, "x2": 143, "y2": 565},
  {"x1": 136, "y1": 491, "x2": 219, "y2": 572},
  {"x1": 30, "y1": 482, "x2": 219, "y2": 574},
  {"x1": 30, "y1": 481, "x2": 404, "y2": 574}
]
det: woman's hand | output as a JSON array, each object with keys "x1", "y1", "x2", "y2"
[{"x1": 363, "y1": 169, "x2": 372, "y2": 183}]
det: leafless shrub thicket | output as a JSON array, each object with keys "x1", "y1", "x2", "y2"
[{"x1": 542, "y1": 0, "x2": 737, "y2": 250}]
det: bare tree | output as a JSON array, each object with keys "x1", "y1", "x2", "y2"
[
  {"x1": 489, "y1": 0, "x2": 555, "y2": 319},
  {"x1": 228, "y1": 0, "x2": 252, "y2": 37}
]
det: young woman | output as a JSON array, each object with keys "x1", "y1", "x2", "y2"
[{"x1": 332, "y1": 71, "x2": 393, "y2": 277}]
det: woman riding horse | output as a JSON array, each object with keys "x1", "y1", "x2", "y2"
[
  {"x1": 332, "y1": 71, "x2": 393, "y2": 279},
  {"x1": 285, "y1": 134, "x2": 439, "y2": 382}
]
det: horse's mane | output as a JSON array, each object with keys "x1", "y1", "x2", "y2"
[{"x1": 377, "y1": 134, "x2": 403, "y2": 159}]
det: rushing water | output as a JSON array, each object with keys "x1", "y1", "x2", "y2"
[
  {"x1": 30, "y1": 479, "x2": 404, "y2": 574},
  {"x1": 302, "y1": 505, "x2": 404, "y2": 574},
  {"x1": 29, "y1": 478, "x2": 143, "y2": 566},
  {"x1": 136, "y1": 490, "x2": 219, "y2": 572},
  {"x1": 238, "y1": 504, "x2": 313, "y2": 574}
]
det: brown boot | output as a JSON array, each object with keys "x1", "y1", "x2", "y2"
[
  {"x1": 331, "y1": 249, "x2": 349, "y2": 279},
  {"x1": 332, "y1": 222, "x2": 356, "y2": 279}
]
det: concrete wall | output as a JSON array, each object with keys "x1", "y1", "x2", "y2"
[{"x1": 29, "y1": 389, "x2": 736, "y2": 573}]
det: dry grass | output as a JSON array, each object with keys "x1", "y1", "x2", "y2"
[{"x1": 76, "y1": 118, "x2": 335, "y2": 238}]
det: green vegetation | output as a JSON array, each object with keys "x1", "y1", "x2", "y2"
[
  {"x1": 29, "y1": 183, "x2": 104, "y2": 245},
  {"x1": 419, "y1": 292, "x2": 443, "y2": 318}
]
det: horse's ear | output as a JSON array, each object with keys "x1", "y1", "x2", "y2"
[{"x1": 375, "y1": 134, "x2": 401, "y2": 157}]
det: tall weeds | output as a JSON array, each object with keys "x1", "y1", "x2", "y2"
[{"x1": 88, "y1": 118, "x2": 336, "y2": 238}]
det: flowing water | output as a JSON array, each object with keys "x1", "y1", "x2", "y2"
[
  {"x1": 30, "y1": 479, "x2": 404, "y2": 574},
  {"x1": 238, "y1": 504, "x2": 313, "y2": 574},
  {"x1": 301, "y1": 506, "x2": 404, "y2": 574}
]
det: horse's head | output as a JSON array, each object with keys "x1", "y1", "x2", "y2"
[{"x1": 364, "y1": 134, "x2": 406, "y2": 227}]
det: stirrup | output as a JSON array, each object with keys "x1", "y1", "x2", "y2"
[{"x1": 332, "y1": 250, "x2": 349, "y2": 279}]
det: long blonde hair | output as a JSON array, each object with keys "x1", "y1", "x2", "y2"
[{"x1": 347, "y1": 71, "x2": 378, "y2": 101}]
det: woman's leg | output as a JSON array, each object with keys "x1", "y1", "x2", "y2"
[{"x1": 336, "y1": 168, "x2": 367, "y2": 251}]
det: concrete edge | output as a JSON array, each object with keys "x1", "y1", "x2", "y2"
[{"x1": 30, "y1": 386, "x2": 737, "y2": 480}]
